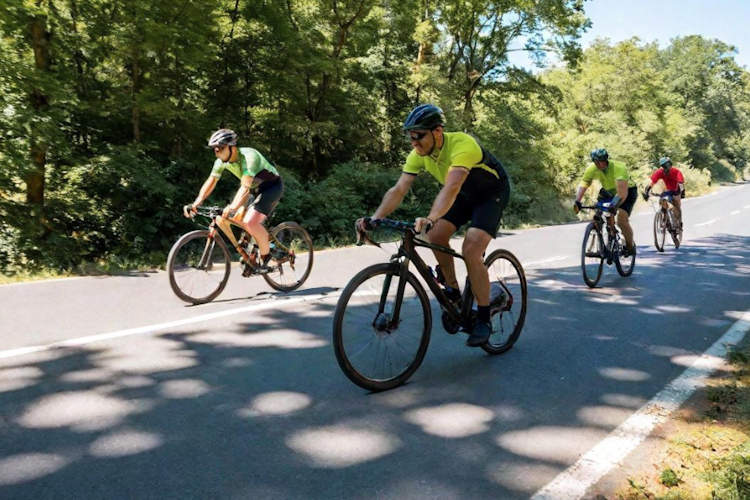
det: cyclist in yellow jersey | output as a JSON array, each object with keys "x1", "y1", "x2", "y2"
[
  {"x1": 183, "y1": 129, "x2": 283, "y2": 271},
  {"x1": 573, "y1": 148, "x2": 637, "y2": 256},
  {"x1": 357, "y1": 104, "x2": 511, "y2": 347}
]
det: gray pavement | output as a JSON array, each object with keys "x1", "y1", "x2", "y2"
[{"x1": 0, "y1": 183, "x2": 748, "y2": 499}]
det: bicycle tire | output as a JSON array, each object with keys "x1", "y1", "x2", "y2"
[
  {"x1": 332, "y1": 262, "x2": 432, "y2": 392},
  {"x1": 262, "y1": 221, "x2": 314, "y2": 292},
  {"x1": 476, "y1": 249, "x2": 527, "y2": 355},
  {"x1": 653, "y1": 211, "x2": 666, "y2": 252},
  {"x1": 167, "y1": 230, "x2": 231, "y2": 304},
  {"x1": 581, "y1": 222, "x2": 604, "y2": 288},
  {"x1": 614, "y1": 237, "x2": 636, "y2": 276}
]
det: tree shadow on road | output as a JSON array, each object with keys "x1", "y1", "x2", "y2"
[{"x1": 0, "y1": 234, "x2": 748, "y2": 499}]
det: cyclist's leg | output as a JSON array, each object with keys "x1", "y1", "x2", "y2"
[
  {"x1": 427, "y1": 219, "x2": 460, "y2": 289},
  {"x1": 616, "y1": 187, "x2": 638, "y2": 249},
  {"x1": 463, "y1": 228, "x2": 492, "y2": 306},
  {"x1": 464, "y1": 179, "x2": 509, "y2": 307},
  {"x1": 438, "y1": 194, "x2": 473, "y2": 290},
  {"x1": 242, "y1": 179, "x2": 283, "y2": 257},
  {"x1": 672, "y1": 196, "x2": 682, "y2": 227}
]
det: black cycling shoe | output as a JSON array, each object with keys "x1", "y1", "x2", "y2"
[
  {"x1": 621, "y1": 245, "x2": 636, "y2": 258},
  {"x1": 466, "y1": 321, "x2": 492, "y2": 347}
]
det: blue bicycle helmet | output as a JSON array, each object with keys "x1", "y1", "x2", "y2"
[
  {"x1": 590, "y1": 148, "x2": 609, "y2": 162},
  {"x1": 658, "y1": 156, "x2": 672, "y2": 169},
  {"x1": 403, "y1": 104, "x2": 446, "y2": 131}
]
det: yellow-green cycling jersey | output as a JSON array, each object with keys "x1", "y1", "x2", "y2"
[
  {"x1": 580, "y1": 160, "x2": 636, "y2": 193},
  {"x1": 402, "y1": 131, "x2": 507, "y2": 184},
  {"x1": 210, "y1": 147, "x2": 280, "y2": 186}
]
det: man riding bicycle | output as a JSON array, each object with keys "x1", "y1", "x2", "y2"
[
  {"x1": 356, "y1": 104, "x2": 511, "y2": 347},
  {"x1": 183, "y1": 128, "x2": 283, "y2": 273},
  {"x1": 643, "y1": 156, "x2": 685, "y2": 230},
  {"x1": 573, "y1": 148, "x2": 638, "y2": 257}
]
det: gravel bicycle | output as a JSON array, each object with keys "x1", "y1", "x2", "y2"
[
  {"x1": 580, "y1": 201, "x2": 635, "y2": 288},
  {"x1": 646, "y1": 190, "x2": 682, "y2": 252},
  {"x1": 167, "y1": 206, "x2": 313, "y2": 304},
  {"x1": 332, "y1": 218, "x2": 527, "y2": 392}
]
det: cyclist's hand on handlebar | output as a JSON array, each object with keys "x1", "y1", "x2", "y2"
[
  {"x1": 183, "y1": 204, "x2": 197, "y2": 218},
  {"x1": 355, "y1": 217, "x2": 373, "y2": 233},
  {"x1": 222, "y1": 205, "x2": 237, "y2": 219},
  {"x1": 414, "y1": 217, "x2": 434, "y2": 234},
  {"x1": 573, "y1": 200, "x2": 582, "y2": 214}
]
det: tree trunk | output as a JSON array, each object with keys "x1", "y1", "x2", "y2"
[{"x1": 28, "y1": 11, "x2": 50, "y2": 209}]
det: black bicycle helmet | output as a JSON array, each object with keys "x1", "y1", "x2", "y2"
[
  {"x1": 207, "y1": 128, "x2": 238, "y2": 148},
  {"x1": 590, "y1": 148, "x2": 609, "y2": 162},
  {"x1": 403, "y1": 104, "x2": 446, "y2": 131}
]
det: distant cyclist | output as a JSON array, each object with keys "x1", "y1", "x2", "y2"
[
  {"x1": 356, "y1": 104, "x2": 511, "y2": 347},
  {"x1": 573, "y1": 148, "x2": 638, "y2": 257},
  {"x1": 643, "y1": 156, "x2": 685, "y2": 230},
  {"x1": 183, "y1": 128, "x2": 283, "y2": 271}
]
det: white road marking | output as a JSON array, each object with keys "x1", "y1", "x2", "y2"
[
  {"x1": 0, "y1": 292, "x2": 339, "y2": 360},
  {"x1": 0, "y1": 276, "x2": 86, "y2": 287},
  {"x1": 531, "y1": 309, "x2": 750, "y2": 500},
  {"x1": 694, "y1": 218, "x2": 717, "y2": 227},
  {"x1": 731, "y1": 210, "x2": 741, "y2": 215},
  {"x1": 525, "y1": 256, "x2": 568, "y2": 267}
]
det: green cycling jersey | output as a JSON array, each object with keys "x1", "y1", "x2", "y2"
[
  {"x1": 402, "y1": 131, "x2": 504, "y2": 184},
  {"x1": 580, "y1": 159, "x2": 636, "y2": 193},
  {"x1": 210, "y1": 147, "x2": 280, "y2": 184}
]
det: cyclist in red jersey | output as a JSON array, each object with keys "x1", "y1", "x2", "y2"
[{"x1": 643, "y1": 156, "x2": 685, "y2": 230}]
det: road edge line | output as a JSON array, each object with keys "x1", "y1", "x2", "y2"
[{"x1": 530, "y1": 309, "x2": 750, "y2": 500}]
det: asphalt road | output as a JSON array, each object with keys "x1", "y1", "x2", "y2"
[{"x1": 1, "y1": 183, "x2": 748, "y2": 499}]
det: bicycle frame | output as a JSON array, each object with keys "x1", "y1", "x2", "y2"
[
  {"x1": 379, "y1": 227, "x2": 473, "y2": 331},
  {"x1": 582, "y1": 205, "x2": 620, "y2": 262}
]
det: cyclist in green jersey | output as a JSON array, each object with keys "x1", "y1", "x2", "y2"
[
  {"x1": 357, "y1": 104, "x2": 511, "y2": 347},
  {"x1": 183, "y1": 129, "x2": 283, "y2": 271},
  {"x1": 573, "y1": 148, "x2": 637, "y2": 256}
]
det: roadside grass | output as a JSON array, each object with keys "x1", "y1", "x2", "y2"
[{"x1": 616, "y1": 344, "x2": 750, "y2": 499}]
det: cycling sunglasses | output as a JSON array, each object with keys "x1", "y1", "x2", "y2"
[{"x1": 406, "y1": 131, "x2": 429, "y2": 142}]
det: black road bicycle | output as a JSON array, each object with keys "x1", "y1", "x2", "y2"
[
  {"x1": 332, "y1": 218, "x2": 527, "y2": 392},
  {"x1": 646, "y1": 191, "x2": 682, "y2": 252},
  {"x1": 167, "y1": 206, "x2": 313, "y2": 304},
  {"x1": 580, "y1": 201, "x2": 636, "y2": 288}
]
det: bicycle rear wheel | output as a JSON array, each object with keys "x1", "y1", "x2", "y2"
[
  {"x1": 333, "y1": 263, "x2": 432, "y2": 392},
  {"x1": 167, "y1": 230, "x2": 231, "y2": 304},
  {"x1": 581, "y1": 223, "x2": 604, "y2": 288},
  {"x1": 263, "y1": 222, "x2": 313, "y2": 292},
  {"x1": 653, "y1": 211, "x2": 666, "y2": 252},
  {"x1": 479, "y1": 249, "x2": 527, "y2": 355}
]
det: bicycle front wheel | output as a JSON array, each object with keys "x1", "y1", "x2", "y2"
[
  {"x1": 167, "y1": 230, "x2": 231, "y2": 304},
  {"x1": 653, "y1": 211, "x2": 666, "y2": 252},
  {"x1": 615, "y1": 239, "x2": 636, "y2": 276},
  {"x1": 263, "y1": 222, "x2": 314, "y2": 292},
  {"x1": 480, "y1": 249, "x2": 527, "y2": 355},
  {"x1": 581, "y1": 223, "x2": 604, "y2": 288},
  {"x1": 333, "y1": 263, "x2": 432, "y2": 392}
]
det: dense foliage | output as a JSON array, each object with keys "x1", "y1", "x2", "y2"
[{"x1": 1, "y1": 1, "x2": 747, "y2": 274}]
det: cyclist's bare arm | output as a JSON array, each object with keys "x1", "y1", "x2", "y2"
[
  {"x1": 371, "y1": 173, "x2": 417, "y2": 219},
  {"x1": 426, "y1": 167, "x2": 468, "y2": 221},
  {"x1": 615, "y1": 179, "x2": 628, "y2": 201},
  {"x1": 225, "y1": 175, "x2": 254, "y2": 216},
  {"x1": 185, "y1": 176, "x2": 218, "y2": 217},
  {"x1": 575, "y1": 185, "x2": 588, "y2": 203}
]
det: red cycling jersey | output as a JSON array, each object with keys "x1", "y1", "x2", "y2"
[{"x1": 650, "y1": 167, "x2": 685, "y2": 192}]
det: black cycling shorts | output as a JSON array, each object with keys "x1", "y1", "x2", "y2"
[
  {"x1": 442, "y1": 168, "x2": 510, "y2": 237},
  {"x1": 598, "y1": 186, "x2": 638, "y2": 216},
  {"x1": 246, "y1": 177, "x2": 283, "y2": 216}
]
